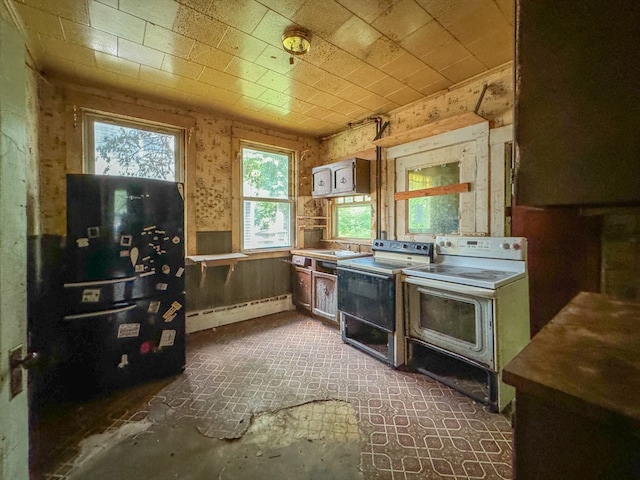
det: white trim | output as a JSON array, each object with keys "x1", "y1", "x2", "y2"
[{"x1": 186, "y1": 294, "x2": 294, "y2": 333}]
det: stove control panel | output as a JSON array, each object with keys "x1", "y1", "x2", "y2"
[
  {"x1": 372, "y1": 239, "x2": 434, "y2": 258},
  {"x1": 435, "y1": 236, "x2": 527, "y2": 260}
]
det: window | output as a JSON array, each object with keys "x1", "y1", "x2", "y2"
[
  {"x1": 84, "y1": 113, "x2": 183, "y2": 181},
  {"x1": 241, "y1": 143, "x2": 293, "y2": 251},
  {"x1": 333, "y1": 195, "x2": 372, "y2": 240},
  {"x1": 407, "y1": 163, "x2": 460, "y2": 234}
]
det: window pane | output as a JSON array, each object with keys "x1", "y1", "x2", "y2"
[
  {"x1": 336, "y1": 204, "x2": 371, "y2": 239},
  {"x1": 243, "y1": 201, "x2": 291, "y2": 249},
  {"x1": 408, "y1": 163, "x2": 459, "y2": 234},
  {"x1": 242, "y1": 148, "x2": 289, "y2": 199},
  {"x1": 93, "y1": 121, "x2": 177, "y2": 181}
]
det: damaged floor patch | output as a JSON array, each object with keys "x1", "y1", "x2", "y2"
[{"x1": 67, "y1": 400, "x2": 364, "y2": 480}]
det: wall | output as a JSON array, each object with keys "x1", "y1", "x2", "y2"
[
  {"x1": 0, "y1": 3, "x2": 32, "y2": 478},
  {"x1": 36, "y1": 78, "x2": 321, "y2": 318},
  {"x1": 320, "y1": 63, "x2": 514, "y2": 241}
]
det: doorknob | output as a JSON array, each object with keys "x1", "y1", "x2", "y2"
[{"x1": 9, "y1": 345, "x2": 39, "y2": 398}]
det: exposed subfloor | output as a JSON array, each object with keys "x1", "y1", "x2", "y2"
[{"x1": 31, "y1": 310, "x2": 514, "y2": 480}]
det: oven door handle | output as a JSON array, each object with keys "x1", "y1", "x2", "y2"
[
  {"x1": 337, "y1": 266, "x2": 393, "y2": 281},
  {"x1": 404, "y1": 276, "x2": 497, "y2": 298}
]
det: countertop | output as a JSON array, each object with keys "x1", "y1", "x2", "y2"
[
  {"x1": 503, "y1": 291, "x2": 640, "y2": 430},
  {"x1": 290, "y1": 249, "x2": 372, "y2": 262}
]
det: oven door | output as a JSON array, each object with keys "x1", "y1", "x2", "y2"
[
  {"x1": 337, "y1": 266, "x2": 395, "y2": 331},
  {"x1": 404, "y1": 276, "x2": 495, "y2": 369}
]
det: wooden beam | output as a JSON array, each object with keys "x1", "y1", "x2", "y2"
[
  {"x1": 394, "y1": 182, "x2": 470, "y2": 201},
  {"x1": 373, "y1": 113, "x2": 488, "y2": 148}
]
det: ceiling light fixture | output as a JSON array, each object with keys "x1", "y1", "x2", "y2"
[{"x1": 282, "y1": 28, "x2": 310, "y2": 64}]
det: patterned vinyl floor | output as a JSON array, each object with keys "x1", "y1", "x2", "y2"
[{"x1": 32, "y1": 310, "x2": 513, "y2": 480}]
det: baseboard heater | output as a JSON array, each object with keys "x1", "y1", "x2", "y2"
[{"x1": 186, "y1": 294, "x2": 294, "y2": 334}]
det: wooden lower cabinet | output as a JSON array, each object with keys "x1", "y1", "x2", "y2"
[
  {"x1": 292, "y1": 267, "x2": 312, "y2": 310},
  {"x1": 312, "y1": 271, "x2": 337, "y2": 321}
]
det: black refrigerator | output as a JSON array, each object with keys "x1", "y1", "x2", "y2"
[{"x1": 62, "y1": 174, "x2": 186, "y2": 398}]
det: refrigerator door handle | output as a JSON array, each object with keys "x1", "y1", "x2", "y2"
[
  {"x1": 63, "y1": 304, "x2": 137, "y2": 321},
  {"x1": 63, "y1": 275, "x2": 138, "y2": 288}
]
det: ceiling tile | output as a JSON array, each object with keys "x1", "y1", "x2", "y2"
[
  {"x1": 206, "y1": 0, "x2": 268, "y2": 35},
  {"x1": 235, "y1": 95, "x2": 268, "y2": 112},
  {"x1": 306, "y1": 89, "x2": 342, "y2": 109},
  {"x1": 372, "y1": 0, "x2": 433, "y2": 43},
  {"x1": 14, "y1": 3, "x2": 63, "y2": 39},
  {"x1": 417, "y1": 77, "x2": 452, "y2": 96},
  {"x1": 355, "y1": 92, "x2": 397, "y2": 111},
  {"x1": 20, "y1": 0, "x2": 89, "y2": 24},
  {"x1": 367, "y1": 75, "x2": 406, "y2": 97},
  {"x1": 138, "y1": 65, "x2": 180, "y2": 87},
  {"x1": 172, "y1": 4, "x2": 228, "y2": 48},
  {"x1": 256, "y1": 70, "x2": 291, "y2": 93},
  {"x1": 118, "y1": 38, "x2": 165, "y2": 69},
  {"x1": 60, "y1": 19, "x2": 117, "y2": 55},
  {"x1": 95, "y1": 51, "x2": 141, "y2": 78},
  {"x1": 345, "y1": 63, "x2": 388, "y2": 88},
  {"x1": 312, "y1": 73, "x2": 351, "y2": 96},
  {"x1": 287, "y1": 97, "x2": 314, "y2": 114},
  {"x1": 380, "y1": 51, "x2": 427, "y2": 82},
  {"x1": 439, "y1": 55, "x2": 485, "y2": 83},
  {"x1": 93, "y1": 0, "x2": 118, "y2": 8},
  {"x1": 292, "y1": 0, "x2": 352, "y2": 38},
  {"x1": 385, "y1": 86, "x2": 423, "y2": 105},
  {"x1": 161, "y1": 54, "x2": 204, "y2": 79},
  {"x1": 251, "y1": 9, "x2": 293, "y2": 49},
  {"x1": 144, "y1": 24, "x2": 195, "y2": 58},
  {"x1": 334, "y1": 0, "x2": 394, "y2": 23},
  {"x1": 317, "y1": 47, "x2": 362, "y2": 78},
  {"x1": 251, "y1": 0, "x2": 306, "y2": 19},
  {"x1": 224, "y1": 56, "x2": 268, "y2": 83},
  {"x1": 404, "y1": 65, "x2": 447, "y2": 91},
  {"x1": 88, "y1": 1, "x2": 146, "y2": 43},
  {"x1": 330, "y1": 14, "x2": 381, "y2": 58},
  {"x1": 359, "y1": 37, "x2": 404, "y2": 69},
  {"x1": 254, "y1": 44, "x2": 295, "y2": 75},
  {"x1": 258, "y1": 88, "x2": 290, "y2": 107},
  {"x1": 41, "y1": 35, "x2": 97, "y2": 67},
  {"x1": 286, "y1": 60, "x2": 326, "y2": 84},
  {"x1": 287, "y1": 78, "x2": 322, "y2": 102},
  {"x1": 217, "y1": 27, "x2": 268, "y2": 62},
  {"x1": 175, "y1": 0, "x2": 212, "y2": 15},
  {"x1": 329, "y1": 99, "x2": 364, "y2": 117},
  {"x1": 306, "y1": 105, "x2": 334, "y2": 120},
  {"x1": 119, "y1": 0, "x2": 178, "y2": 30},
  {"x1": 188, "y1": 42, "x2": 234, "y2": 70},
  {"x1": 465, "y1": 28, "x2": 513, "y2": 67}
]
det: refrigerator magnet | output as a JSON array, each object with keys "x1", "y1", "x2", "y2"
[
  {"x1": 117, "y1": 323, "x2": 141, "y2": 338},
  {"x1": 148, "y1": 300, "x2": 161, "y2": 313},
  {"x1": 120, "y1": 235, "x2": 132, "y2": 246},
  {"x1": 81, "y1": 289, "x2": 100, "y2": 303},
  {"x1": 156, "y1": 283, "x2": 168, "y2": 291},
  {"x1": 76, "y1": 238, "x2": 89, "y2": 248},
  {"x1": 175, "y1": 267, "x2": 185, "y2": 278},
  {"x1": 159, "y1": 330, "x2": 176, "y2": 348},
  {"x1": 118, "y1": 354, "x2": 129, "y2": 368}
]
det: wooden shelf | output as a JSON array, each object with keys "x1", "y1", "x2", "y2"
[
  {"x1": 372, "y1": 113, "x2": 487, "y2": 148},
  {"x1": 186, "y1": 253, "x2": 248, "y2": 286},
  {"x1": 394, "y1": 182, "x2": 470, "y2": 201}
]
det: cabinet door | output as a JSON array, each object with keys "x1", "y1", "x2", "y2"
[
  {"x1": 332, "y1": 162, "x2": 355, "y2": 194},
  {"x1": 292, "y1": 267, "x2": 312, "y2": 310},
  {"x1": 312, "y1": 271, "x2": 337, "y2": 321},
  {"x1": 312, "y1": 168, "x2": 331, "y2": 196}
]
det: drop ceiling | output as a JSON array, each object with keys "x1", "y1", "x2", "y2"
[{"x1": 9, "y1": 0, "x2": 514, "y2": 137}]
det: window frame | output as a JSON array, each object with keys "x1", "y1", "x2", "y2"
[
  {"x1": 239, "y1": 141, "x2": 295, "y2": 253},
  {"x1": 331, "y1": 194, "x2": 373, "y2": 241},
  {"x1": 83, "y1": 111, "x2": 185, "y2": 182}
]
